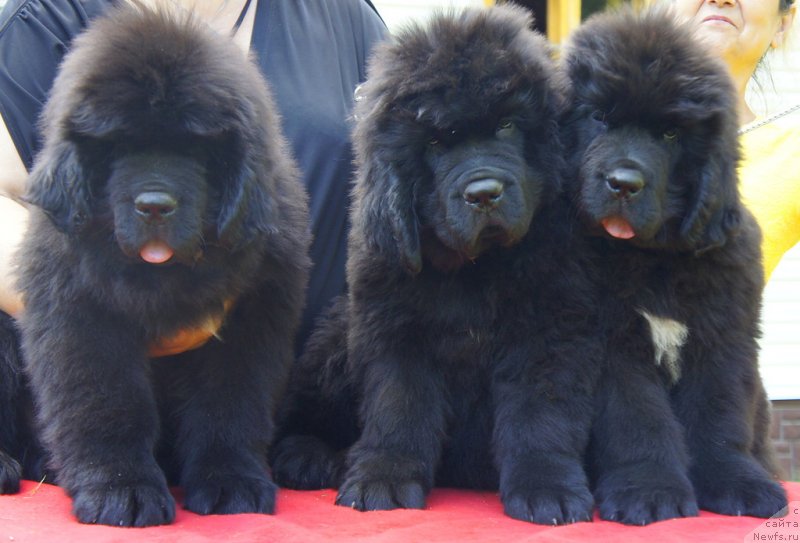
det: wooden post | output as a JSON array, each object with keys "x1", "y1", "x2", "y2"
[{"x1": 547, "y1": 0, "x2": 580, "y2": 44}]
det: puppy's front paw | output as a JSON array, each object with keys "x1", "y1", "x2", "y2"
[
  {"x1": 336, "y1": 476, "x2": 425, "y2": 511},
  {"x1": 184, "y1": 472, "x2": 277, "y2": 515},
  {"x1": 72, "y1": 481, "x2": 175, "y2": 527},
  {"x1": 502, "y1": 483, "x2": 593, "y2": 525},
  {"x1": 499, "y1": 454, "x2": 594, "y2": 525},
  {"x1": 335, "y1": 450, "x2": 429, "y2": 511},
  {"x1": 697, "y1": 474, "x2": 787, "y2": 518},
  {"x1": 271, "y1": 435, "x2": 343, "y2": 490},
  {"x1": 595, "y1": 465, "x2": 698, "y2": 525},
  {"x1": 0, "y1": 450, "x2": 21, "y2": 494},
  {"x1": 693, "y1": 454, "x2": 788, "y2": 518}
]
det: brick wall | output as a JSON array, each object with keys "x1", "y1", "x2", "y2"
[{"x1": 771, "y1": 400, "x2": 800, "y2": 481}]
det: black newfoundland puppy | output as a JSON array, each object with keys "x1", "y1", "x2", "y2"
[
  {"x1": 13, "y1": 4, "x2": 311, "y2": 527},
  {"x1": 560, "y1": 8, "x2": 786, "y2": 525},
  {"x1": 0, "y1": 313, "x2": 43, "y2": 494},
  {"x1": 271, "y1": 6, "x2": 602, "y2": 525}
]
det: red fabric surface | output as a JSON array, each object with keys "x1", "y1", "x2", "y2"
[{"x1": 2, "y1": 480, "x2": 798, "y2": 542}]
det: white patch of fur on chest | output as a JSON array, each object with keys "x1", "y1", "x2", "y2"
[{"x1": 638, "y1": 310, "x2": 689, "y2": 384}]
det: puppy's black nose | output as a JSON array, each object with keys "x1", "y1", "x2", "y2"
[
  {"x1": 605, "y1": 168, "x2": 645, "y2": 199},
  {"x1": 135, "y1": 192, "x2": 177, "y2": 223},
  {"x1": 464, "y1": 179, "x2": 504, "y2": 209}
]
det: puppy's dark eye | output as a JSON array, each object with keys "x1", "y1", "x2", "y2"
[
  {"x1": 663, "y1": 128, "x2": 679, "y2": 142},
  {"x1": 428, "y1": 137, "x2": 440, "y2": 147},
  {"x1": 497, "y1": 119, "x2": 514, "y2": 132},
  {"x1": 590, "y1": 110, "x2": 606, "y2": 123}
]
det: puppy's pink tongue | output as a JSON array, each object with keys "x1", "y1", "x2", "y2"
[
  {"x1": 601, "y1": 217, "x2": 635, "y2": 239},
  {"x1": 140, "y1": 241, "x2": 174, "y2": 264}
]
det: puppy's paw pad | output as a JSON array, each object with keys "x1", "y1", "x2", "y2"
[{"x1": 72, "y1": 483, "x2": 175, "y2": 527}]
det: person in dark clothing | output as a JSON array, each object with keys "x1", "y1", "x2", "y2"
[{"x1": 0, "y1": 0, "x2": 387, "y2": 356}]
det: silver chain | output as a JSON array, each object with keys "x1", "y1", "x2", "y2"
[{"x1": 738, "y1": 103, "x2": 800, "y2": 135}]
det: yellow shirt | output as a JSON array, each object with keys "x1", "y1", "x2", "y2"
[{"x1": 739, "y1": 116, "x2": 800, "y2": 282}]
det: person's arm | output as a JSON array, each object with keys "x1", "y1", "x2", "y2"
[
  {"x1": 0, "y1": 115, "x2": 28, "y2": 199},
  {"x1": 0, "y1": 117, "x2": 30, "y2": 318}
]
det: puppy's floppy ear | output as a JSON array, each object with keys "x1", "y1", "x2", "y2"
[
  {"x1": 23, "y1": 141, "x2": 93, "y2": 233},
  {"x1": 215, "y1": 138, "x2": 277, "y2": 249},
  {"x1": 679, "y1": 141, "x2": 742, "y2": 253},
  {"x1": 216, "y1": 163, "x2": 275, "y2": 249},
  {"x1": 357, "y1": 159, "x2": 422, "y2": 275},
  {"x1": 68, "y1": 100, "x2": 126, "y2": 140}
]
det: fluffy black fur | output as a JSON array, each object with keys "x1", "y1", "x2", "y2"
[
  {"x1": 271, "y1": 6, "x2": 603, "y2": 525},
  {"x1": 560, "y1": 8, "x2": 786, "y2": 525},
  {"x1": 13, "y1": 4, "x2": 310, "y2": 527},
  {"x1": 0, "y1": 312, "x2": 45, "y2": 494}
]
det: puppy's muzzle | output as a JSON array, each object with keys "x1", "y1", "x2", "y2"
[
  {"x1": 605, "y1": 167, "x2": 645, "y2": 201},
  {"x1": 135, "y1": 191, "x2": 178, "y2": 224},
  {"x1": 463, "y1": 178, "x2": 504, "y2": 211}
]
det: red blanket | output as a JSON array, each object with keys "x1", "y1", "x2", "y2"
[{"x1": 2, "y1": 480, "x2": 798, "y2": 542}]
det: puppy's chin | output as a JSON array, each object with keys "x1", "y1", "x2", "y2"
[{"x1": 421, "y1": 226, "x2": 520, "y2": 273}]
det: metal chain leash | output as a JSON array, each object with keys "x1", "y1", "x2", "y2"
[{"x1": 738, "y1": 103, "x2": 800, "y2": 135}]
